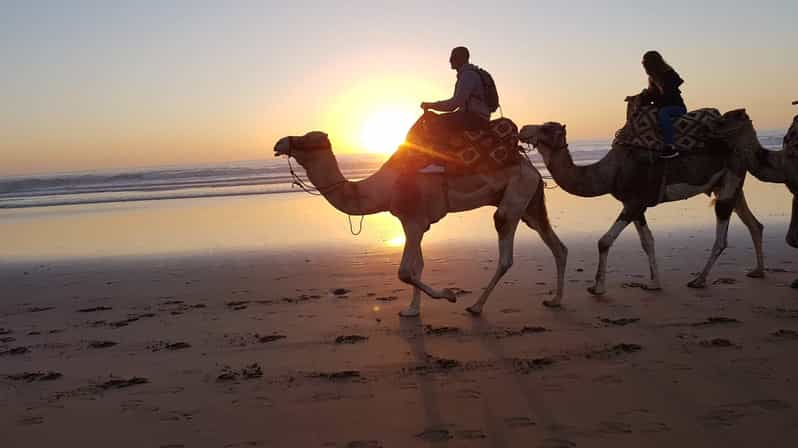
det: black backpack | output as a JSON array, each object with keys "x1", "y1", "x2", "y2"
[{"x1": 471, "y1": 66, "x2": 500, "y2": 113}]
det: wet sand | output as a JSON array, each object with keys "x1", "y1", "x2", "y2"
[{"x1": 2, "y1": 179, "x2": 798, "y2": 447}]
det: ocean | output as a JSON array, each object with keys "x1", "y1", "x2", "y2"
[{"x1": 0, "y1": 132, "x2": 786, "y2": 210}]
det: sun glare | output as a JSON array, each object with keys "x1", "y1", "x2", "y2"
[{"x1": 359, "y1": 108, "x2": 418, "y2": 155}]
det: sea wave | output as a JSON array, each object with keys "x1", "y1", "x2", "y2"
[{"x1": 0, "y1": 132, "x2": 785, "y2": 210}]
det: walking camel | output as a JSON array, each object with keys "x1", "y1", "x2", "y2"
[
  {"x1": 728, "y1": 103, "x2": 798, "y2": 286},
  {"x1": 273, "y1": 130, "x2": 568, "y2": 317},
  {"x1": 518, "y1": 108, "x2": 766, "y2": 295}
]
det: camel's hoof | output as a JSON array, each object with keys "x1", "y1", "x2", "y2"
[
  {"x1": 465, "y1": 306, "x2": 482, "y2": 316},
  {"x1": 746, "y1": 269, "x2": 765, "y2": 279},
  {"x1": 398, "y1": 308, "x2": 420, "y2": 318},
  {"x1": 542, "y1": 300, "x2": 562, "y2": 309},
  {"x1": 687, "y1": 278, "x2": 706, "y2": 289},
  {"x1": 587, "y1": 286, "x2": 605, "y2": 296},
  {"x1": 441, "y1": 288, "x2": 457, "y2": 303},
  {"x1": 791, "y1": 278, "x2": 798, "y2": 289}
]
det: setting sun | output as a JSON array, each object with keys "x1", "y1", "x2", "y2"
[{"x1": 359, "y1": 108, "x2": 418, "y2": 154}]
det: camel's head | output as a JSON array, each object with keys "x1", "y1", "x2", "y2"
[
  {"x1": 713, "y1": 109, "x2": 754, "y2": 137},
  {"x1": 710, "y1": 109, "x2": 761, "y2": 155},
  {"x1": 274, "y1": 131, "x2": 332, "y2": 165},
  {"x1": 519, "y1": 122, "x2": 568, "y2": 152}
]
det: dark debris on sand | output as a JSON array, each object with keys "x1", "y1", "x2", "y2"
[
  {"x1": 310, "y1": 370, "x2": 362, "y2": 381},
  {"x1": 1, "y1": 336, "x2": 16, "y2": 344},
  {"x1": 692, "y1": 317, "x2": 741, "y2": 327},
  {"x1": 513, "y1": 357, "x2": 556, "y2": 373},
  {"x1": 497, "y1": 326, "x2": 548, "y2": 338},
  {"x1": 699, "y1": 338, "x2": 736, "y2": 348},
  {"x1": 331, "y1": 288, "x2": 351, "y2": 296},
  {"x1": 217, "y1": 363, "x2": 263, "y2": 382},
  {"x1": 586, "y1": 343, "x2": 642, "y2": 360},
  {"x1": 257, "y1": 334, "x2": 287, "y2": 343},
  {"x1": 0, "y1": 346, "x2": 29, "y2": 356},
  {"x1": 424, "y1": 325, "x2": 460, "y2": 336},
  {"x1": 772, "y1": 329, "x2": 798, "y2": 339},
  {"x1": 77, "y1": 306, "x2": 113, "y2": 313},
  {"x1": 0, "y1": 328, "x2": 12, "y2": 336},
  {"x1": 601, "y1": 317, "x2": 640, "y2": 326},
  {"x1": 149, "y1": 341, "x2": 191, "y2": 352},
  {"x1": 26, "y1": 306, "x2": 55, "y2": 313},
  {"x1": 97, "y1": 377, "x2": 149, "y2": 390},
  {"x1": 335, "y1": 335, "x2": 368, "y2": 344},
  {"x1": 4, "y1": 371, "x2": 62, "y2": 382},
  {"x1": 88, "y1": 340, "x2": 118, "y2": 349},
  {"x1": 108, "y1": 312, "x2": 156, "y2": 328}
]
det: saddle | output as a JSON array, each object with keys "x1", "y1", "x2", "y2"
[
  {"x1": 613, "y1": 105, "x2": 722, "y2": 153},
  {"x1": 386, "y1": 116, "x2": 523, "y2": 176},
  {"x1": 784, "y1": 115, "x2": 798, "y2": 153}
]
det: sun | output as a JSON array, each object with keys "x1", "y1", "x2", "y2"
[{"x1": 360, "y1": 108, "x2": 418, "y2": 155}]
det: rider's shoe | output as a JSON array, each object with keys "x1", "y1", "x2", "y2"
[{"x1": 659, "y1": 144, "x2": 679, "y2": 159}]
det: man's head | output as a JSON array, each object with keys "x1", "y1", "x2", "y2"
[{"x1": 449, "y1": 46, "x2": 470, "y2": 70}]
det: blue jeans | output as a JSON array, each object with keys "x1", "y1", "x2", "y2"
[{"x1": 657, "y1": 105, "x2": 687, "y2": 146}]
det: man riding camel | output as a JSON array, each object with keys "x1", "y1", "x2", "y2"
[{"x1": 417, "y1": 46, "x2": 497, "y2": 173}]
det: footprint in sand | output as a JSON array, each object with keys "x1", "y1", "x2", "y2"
[{"x1": 88, "y1": 340, "x2": 117, "y2": 349}]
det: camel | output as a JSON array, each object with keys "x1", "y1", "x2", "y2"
[
  {"x1": 518, "y1": 109, "x2": 766, "y2": 295},
  {"x1": 273, "y1": 130, "x2": 568, "y2": 317},
  {"x1": 723, "y1": 104, "x2": 798, "y2": 286}
]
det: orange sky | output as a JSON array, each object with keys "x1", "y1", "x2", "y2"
[{"x1": 1, "y1": 2, "x2": 796, "y2": 176}]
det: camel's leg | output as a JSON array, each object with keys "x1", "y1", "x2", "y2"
[
  {"x1": 733, "y1": 191, "x2": 765, "y2": 278},
  {"x1": 465, "y1": 210, "x2": 521, "y2": 316},
  {"x1": 397, "y1": 221, "x2": 456, "y2": 317},
  {"x1": 522, "y1": 185, "x2": 568, "y2": 307},
  {"x1": 633, "y1": 217, "x2": 662, "y2": 291},
  {"x1": 688, "y1": 199, "x2": 734, "y2": 288},
  {"x1": 589, "y1": 212, "x2": 633, "y2": 295}
]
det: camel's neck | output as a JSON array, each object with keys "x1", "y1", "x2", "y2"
[
  {"x1": 749, "y1": 148, "x2": 787, "y2": 183},
  {"x1": 733, "y1": 130, "x2": 787, "y2": 183},
  {"x1": 538, "y1": 144, "x2": 616, "y2": 197},
  {"x1": 299, "y1": 151, "x2": 395, "y2": 215}
]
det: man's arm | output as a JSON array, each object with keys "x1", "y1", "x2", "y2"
[{"x1": 423, "y1": 71, "x2": 478, "y2": 112}]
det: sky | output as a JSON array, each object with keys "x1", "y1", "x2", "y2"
[{"x1": 1, "y1": 0, "x2": 796, "y2": 176}]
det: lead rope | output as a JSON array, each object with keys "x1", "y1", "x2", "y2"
[
  {"x1": 520, "y1": 141, "x2": 558, "y2": 190},
  {"x1": 287, "y1": 155, "x2": 365, "y2": 236}
]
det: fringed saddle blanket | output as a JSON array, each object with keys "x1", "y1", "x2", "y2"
[
  {"x1": 784, "y1": 115, "x2": 798, "y2": 152},
  {"x1": 613, "y1": 106, "x2": 721, "y2": 152},
  {"x1": 387, "y1": 117, "x2": 523, "y2": 176}
]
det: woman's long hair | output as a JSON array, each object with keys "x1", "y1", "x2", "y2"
[{"x1": 643, "y1": 50, "x2": 674, "y2": 91}]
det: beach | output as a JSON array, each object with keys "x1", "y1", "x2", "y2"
[{"x1": 2, "y1": 177, "x2": 798, "y2": 447}]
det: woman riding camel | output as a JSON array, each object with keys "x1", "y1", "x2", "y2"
[{"x1": 640, "y1": 50, "x2": 686, "y2": 159}]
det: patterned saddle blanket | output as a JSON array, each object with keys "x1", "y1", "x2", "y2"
[
  {"x1": 387, "y1": 116, "x2": 523, "y2": 175},
  {"x1": 613, "y1": 105, "x2": 721, "y2": 152},
  {"x1": 784, "y1": 115, "x2": 798, "y2": 152}
]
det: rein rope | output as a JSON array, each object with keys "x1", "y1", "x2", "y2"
[
  {"x1": 286, "y1": 148, "x2": 365, "y2": 236},
  {"x1": 520, "y1": 141, "x2": 558, "y2": 190}
]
